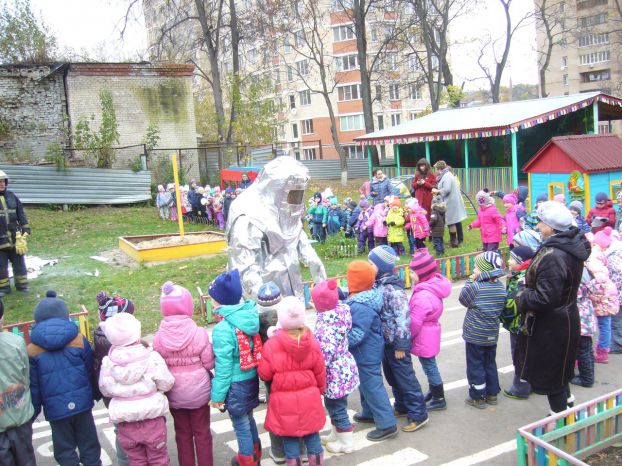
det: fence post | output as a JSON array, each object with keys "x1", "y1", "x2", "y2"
[
  {"x1": 367, "y1": 145, "x2": 373, "y2": 180},
  {"x1": 395, "y1": 144, "x2": 401, "y2": 177},
  {"x1": 318, "y1": 140, "x2": 324, "y2": 160},
  {"x1": 511, "y1": 132, "x2": 518, "y2": 189},
  {"x1": 464, "y1": 139, "x2": 470, "y2": 194}
]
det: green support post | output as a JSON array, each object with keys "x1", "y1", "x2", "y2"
[
  {"x1": 464, "y1": 139, "x2": 470, "y2": 194},
  {"x1": 511, "y1": 132, "x2": 518, "y2": 189},
  {"x1": 395, "y1": 144, "x2": 401, "y2": 177},
  {"x1": 367, "y1": 145, "x2": 373, "y2": 180},
  {"x1": 425, "y1": 141, "x2": 431, "y2": 163},
  {"x1": 593, "y1": 101, "x2": 599, "y2": 134}
]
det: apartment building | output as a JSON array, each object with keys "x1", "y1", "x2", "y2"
[
  {"x1": 143, "y1": 0, "x2": 434, "y2": 161},
  {"x1": 536, "y1": 0, "x2": 622, "y2": 132}
]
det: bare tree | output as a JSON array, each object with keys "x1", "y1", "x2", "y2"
[
  {"x1": 476, "y1": 0, "x2": 532, "y2": 103},
  {"x1": 534, "y1": 0, "x2": 565, "y2": 97}
]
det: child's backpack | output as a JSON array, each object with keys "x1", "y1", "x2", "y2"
[{"x1": 500, "y1": 272, "x2": 526, "y2": 332}]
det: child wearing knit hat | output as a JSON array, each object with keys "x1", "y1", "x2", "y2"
[
  {"x1": 386, "y1": 198, "x2": 406, "y2": 256},
  {"x1": 156, "y1": 184, "x2": 171, "y2": 220},
  {"x1": 501, "y1": 246, "x2": 535, "y2": 400},
  {"x1": 356, "y1": 199, "x2": 374, "y2": 254},
  {"x1": 408, "y1": 249, "x2": 452, "y2": 411},
  {"x1": 587, "y1": 192, "x2": 616, "y2": 234},
  {"x1": 27, "y1": 291, "x2": 103, "y2": 465},
  {"x1": 458, "y1": 253, "x2": 506, "y2": 409},
  {"x1": 0, "y1": 298, "x2": 37, "y2": 466},
  {"x1": 405, "y1": 198, "x2": 430, "y2": 252},
  {"x1": 369, "y1": 246, "x2": 429, "y2": 432},
  {"x1": 469, "y1": 191, "x2": 506, "y2": 252},
  {"x1": 502, "y1": 194, "x2": 520, "y2": 248},
  {"x1": 569, "y1": 201, "x2": 591, "y2": 233},
  {"x1": 312, "y1": 279, "x2": 359, "y2": 454},
  {"x1": 93, "y1": 292, "x2": 135, "y2": 466},
  {"x1": 208, "y1": 269, "x2": 263, "y2": 465},
  {"x1": 259, "y1": 296, "x2": 327, "y2": 465},
  {"x1": 153, "y1": 282, "x2": 215, "y2": 466},
  {"x1": 99, "y1": 313, "x2": 175, "y2": 465},
  {"x1": 345, "y1": 261, "x2": 398, "y2": 442}
]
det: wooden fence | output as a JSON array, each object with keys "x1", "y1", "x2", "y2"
[
  {"x1": 517, "y1": 388, "x2": 622, "y2": 465},
  {"x1": 3, "y1": 308, "x2": 91, "y2": 344}
]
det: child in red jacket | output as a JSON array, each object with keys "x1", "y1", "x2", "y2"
[
  {"x1": 259, "y1": 297, "x2": 327, "y2": 466},
  {"x1": 587, "y1": 192, "x2": 617, "y2": 234}
]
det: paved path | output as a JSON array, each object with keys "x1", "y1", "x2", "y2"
[{"x1": 34, "y1": 279, "x2": 622, "y2": 465}]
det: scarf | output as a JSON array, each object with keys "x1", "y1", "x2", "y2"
[
  {"x1": 236, "y1": 328, "x2": 263, "y2": 371},
  {"x1": 436, "y1": 167, "x2": 451, "y2": 184}
]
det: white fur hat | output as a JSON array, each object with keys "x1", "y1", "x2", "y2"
[{"x1": 103, "y1": 313, "x2": 141, "y2": 347}]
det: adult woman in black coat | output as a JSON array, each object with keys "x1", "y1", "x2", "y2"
[{"x1": 516, "y1": 201, "x2": 591, "y2": 413}]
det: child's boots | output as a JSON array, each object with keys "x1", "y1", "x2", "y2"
[
  {"x1": 503, "y1": 374, "x2": 531, "y2": 400},
  {"x1": 326, "y1": 429, "x2": 354, "y2": 454},
  {"x1": 231, "y1": 453, "x2": 259, "y2": 466},
  {"x1": 307, "y1": 453, "x2": 324, "y2": 466},
  {"x1": 320, "y1": 426, "x2": 336, "y2": 445},
  {"x1": 595, "y1": 347, "x2": 609, "y2": 364},
  {"x1": 426, "y1": 384, "x2": 447, "y2": 411}
]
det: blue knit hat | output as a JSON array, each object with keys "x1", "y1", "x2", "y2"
[
  {"x1": 368, "y1": 245, "x2": 398, "y2": 277},
  {"x1": 595, "y1": 192, "x2": 608, "y2": 203},
  {"x1": 208, "y1": 269, "x2": 243, "y2": 305},
  {"x1": 536, "y1": 193, "x2": 548, "y2": 203},
  {"x1": 474, "y1": 252, "x2": 503, "y2": 272},
  {"x1": 257, "y1": 282, "x2": 282, "y2": 309},
  {"x1": 34, "y1": 290, "x2": 70, "y2": 323},
  {"x1": 523, "y1": 211, "x2": 539, "y2": 231}
]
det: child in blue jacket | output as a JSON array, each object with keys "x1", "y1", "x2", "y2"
[
  {"x1": 346, "y1": 260, "x2": 397, "y2": 442},
  {"x1": 368, "y1": 246, "x2": 428, "y2": 432},
  {"x1": 27, "y1": 291, "x2": 101, "y2": 466}
]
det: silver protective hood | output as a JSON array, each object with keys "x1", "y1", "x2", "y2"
[{"x1": 226, "y1": 156, "x2": 327, "y2": 300}]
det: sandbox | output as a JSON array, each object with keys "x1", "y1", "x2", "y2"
[{"x1": 118, "y1": 231, "x2": 227, "y2": 262}]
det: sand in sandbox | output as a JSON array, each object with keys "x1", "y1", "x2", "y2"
[{"x1": 134, "y1": 233, "x2": 224, "y2": 249}]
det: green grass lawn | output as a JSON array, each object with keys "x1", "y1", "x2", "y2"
[{"x1": 5, "y1": 200, "x2": 493, "y2": 333}]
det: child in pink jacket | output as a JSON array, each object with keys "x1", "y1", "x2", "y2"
[
  {"x1": 469, "y1": 191, "x2": 506, "y2": 252},
  {"x1": 99, "y1": 313, "x2": 175, "y2": 466},
  {"x1": 503, "y1": 194, "x2": 521, "y2": 249},
  {"x1": 154, "y1": 282, "x2": 215, "y2": 466},
  {"x1": 405, "y1": 199, "x2": 430, "y2": 250},
  {"x1": 366, "y1": 203, "x2": 388, "y2": 245},
  {"x1": 408, "y1": 249, "x2": 452, "y2": 411}
]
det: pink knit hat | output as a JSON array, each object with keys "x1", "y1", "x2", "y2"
[
  {"x1": 277, "y1": 296, "x2": 306, "y2": 330},
  {"x1": 593, "y1": 227, "x2": 613, "y2": 250},
  {"x1": 104, "y1": 313, "x2": 141, "y2": 347},
  {"x1": 160, "y1": 281, "x2": 194, "y2": 317},
  {"x1": 311, "y1": 279, "x2": 339, "y2": 312},
  {"x1": 503, "y1": 194, "x2": 517, "y2": 205},
  {"x1": 409, "y1": 248, "x2": 438, "y2": 282},
  {"x1": 407, "y1": 198, "x2": 419, "y2": 210},
  {"x1": 553, "y1": 193, "x2": 566, "y2": 204}
]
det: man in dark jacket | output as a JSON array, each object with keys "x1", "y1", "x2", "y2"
[
  {"x1": 516, "y1": 201, "x2": 591, "y2": 414},
  {"x1": 0, "y1": 170, "x2": 30, "y2": 296}
]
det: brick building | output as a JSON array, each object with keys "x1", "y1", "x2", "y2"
[{"x1": 0, "y1": 62, "x2": 200, "y2": 179}]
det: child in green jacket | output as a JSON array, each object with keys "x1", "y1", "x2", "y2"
[{"x1": 208, "y1": 269, "x2": 263, "y2": 466}]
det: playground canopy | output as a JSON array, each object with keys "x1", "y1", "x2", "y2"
[{"x1": 355, "y1": 92, "x2": 622, "y2": 191}]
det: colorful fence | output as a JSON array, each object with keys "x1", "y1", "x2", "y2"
[
  {"x1": 302, "y1": 247, "x2": 509, "y2": 307},
  {"x1": 374, "y1": 166, "x2": 513, "y2": 195},
  {"x1": 517, "y1": 389, "x2": 622, "y2": 466},
  {"x1": 2, "y1": 307, "x2": 92, "y2": 344}
]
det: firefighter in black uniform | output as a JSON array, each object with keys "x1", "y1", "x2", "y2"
[{"x1": 0, "y1": 170, "x2": 30, "y2": 296}]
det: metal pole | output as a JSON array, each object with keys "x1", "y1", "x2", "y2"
[
  {"x1": 425, "y1": 141, "x2": 431, "y2": 163},
  {"x1": 511, "y1": 132, "x2": 519, "y2": 189},
  {"x1": 593, "y1": 101, "x2": 599, "y2": 134},
  {"x1": 367, "y1": 145, "x2": 373, "y2": 180},
  {"x1": 464, "y1": 139, "x2": 470, "y2": 194},
  {"x1": 171, "y1": 153, "x2": 185, "y2": 238},
  {"x1": 395, "y1": 144, "x2": 401, "y2": 177}
]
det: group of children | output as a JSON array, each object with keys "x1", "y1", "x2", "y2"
[
  {"x1": 155, "y1": 176, "x2": 254, "y2": 230},
  {"x1": 307, "y1": 189, "x2": 447, "y2": 258}
]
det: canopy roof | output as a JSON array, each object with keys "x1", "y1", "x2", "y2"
[{"x1": 356, "y1": 92, "x2": 622, "y2": 146}]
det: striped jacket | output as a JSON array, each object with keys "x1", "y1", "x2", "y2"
[{"x1": 459, "y1": 269, "x2": 506, "y2": 346}]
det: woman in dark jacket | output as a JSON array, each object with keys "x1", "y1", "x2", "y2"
[
  {"x1": 516, "y1": 201, "x2": 591, "y2": 413},
  {"x1": 410, "y1": 158, "x2": 436, "y2": 220}
]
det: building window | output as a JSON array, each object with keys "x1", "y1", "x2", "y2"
[
  {"x1": 331, "y1": 0, "x2": 353, "y2": 11},
  {"x1": 559, "y1": 1, "x2": 565, "y2": 13},
  {"x1": 577, "y1": 0, "x2": 608, "y2": 10},
  {"x1": 579, "y1": 50, "x2": 610, "y2": 65},
  {"x1": 578, "y1": 13, "x2": 607, "y2": 28},
  {"x1": 337, "y1": 84, "x2": 361, "y2": 101},
  {"x1": 410, "y1": 84, "x2": 422, "y2": 100},
  {"x1": 408, "y1": 54, "x2": 420, "y2": 72},
  {"x1": 273, "y1": 68, "x2": 280, "y2": 84},
  {"x1": 287, "y1": 66, "x2": 294, "y2": 82},
  {"x1": 284, "y1": 35, "x2": 291, "y2": 53},
  {"x1": 335, "y1": 54, "x2": 358, "y2": 71},
  {"x1": 431, "y1": 54, "x2": 440, "y2": 70},
  {"x1": 391, "y1": 113, "x2": 401, "y2": 126},
  {"x1": 296, "y1": 60, "x2": 309, "y2": 77},
  {"x1": 303, "y1": 148, "x2": 317, "y2": 160},
  {"x1": 289, "y1": 94, "x2": 296, "y2": 109},
  {"x1": 333, "y1": 25, "x2": 354, "y2": 42},
  {"x1": 370, "y1": 25, "x2": 378, "y2": 42},
  {"x1": 299, "y1": 89, "x2": 311, "y2": 106},
  {"x1": 580, "y1": 69, "x2": 611, "y2": 82},
  {"x1": 375, "y1": 85, "x2": 382, "y2": 101},
  {"x1": 377, "y1": 115, "x2": 384, "y2": 130},
  {"x1": 563, "y1": 74, "x2": 568, "y2": 86},
  {"x1": 302, "y1": 119, "x2": 314, "y2": 134},
  {"x1": 579, "y1": 33, "x2": 609, "y2": 47},
  {"x1": 410, "y1": 111, "x2": 418, "y2": 120},
  {"x1": 340, "y1": 114, "x2": 365, "y2": 131},
  {"x1": 292, "y1": 123, "x2": 299, "y2": 138},
  {"x1": 294, "y1": 30, "x2": 305, "y2": 48},
  {"x1": 384, "y1": 23, "x2": 396, "y2": 40},
  {"x1": 388, "y1": 83, "x2": 400, "y2": 100},
  {"x1": 386, "y1": 52, "x2": 398, "y2": 71},
  {"x1": 561, "y1": 56, "x2": 567, "y2": 68},
  {"x1": 345, "y1": 145, "x2": 364, "y2": 159},
  {"x1": 560, "y1": 38, "x2": 568, "y2": 48}
]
